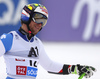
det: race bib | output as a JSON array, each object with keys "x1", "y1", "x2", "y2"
[{"x1": 16, "y1": 66, "x2": 38, "y2": 77}]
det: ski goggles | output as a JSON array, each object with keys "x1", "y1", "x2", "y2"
[{"x1": 32, "y1": 13, "x2": 48, "y2": 27}]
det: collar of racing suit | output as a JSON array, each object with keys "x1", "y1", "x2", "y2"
[{"x1": 18, "y1": 27, "x2": 34, "y2": 41}]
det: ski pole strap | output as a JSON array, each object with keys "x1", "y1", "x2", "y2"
[{"x1": 78, "y1": 73, "x2": 85, "y2": 79}]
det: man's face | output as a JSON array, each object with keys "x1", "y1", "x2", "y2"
[{"x1": 29, "y1": 20, "x2": 42, "y2": 35}]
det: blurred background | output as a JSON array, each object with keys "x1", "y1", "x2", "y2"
[{"x1": 0, "y1": 0, "x2": 100, "y2": 79}]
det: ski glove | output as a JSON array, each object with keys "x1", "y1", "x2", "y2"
[{"x1": 71, "y1": 64, "x2": 97, "y2": 78}]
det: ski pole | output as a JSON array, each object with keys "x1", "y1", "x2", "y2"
[{"x1": 78, "y1": 73, "x2": 85, "y2": 79}]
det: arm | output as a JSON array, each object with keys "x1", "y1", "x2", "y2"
[
  {"x1": 0, "y1": 40, "x2": 5, "y2": 56},
  {"x1": 39, "y1": 43, "x2": 72, "y2": 74},
  {"x1": 39, "y1": 43, "x2": 96, "y2": 78},
  {"x1": 0, "y1": 33, "x2": 13, "y2": 57}
]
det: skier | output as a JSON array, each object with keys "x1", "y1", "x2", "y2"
[{"x1": 0, "y1": 3, "x2": 96, "y2": 79}]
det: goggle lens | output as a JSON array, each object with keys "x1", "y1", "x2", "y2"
[{"x1": 32, "y1": 13, "x2": 47, "y2": 27}]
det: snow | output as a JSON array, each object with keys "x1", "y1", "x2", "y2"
[{"x1": 0, "y1": 42, "x2": 100, "y2": 79}]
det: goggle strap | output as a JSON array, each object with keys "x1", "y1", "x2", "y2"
[{"x1": 32, "y1": 18, "x2": 36, "y2": 22}]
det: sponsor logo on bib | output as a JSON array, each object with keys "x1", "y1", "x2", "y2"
[
  {"x1": 16, "y1": 66, "x2": 38, "y2": 77},
  {"x1": 16, "y1": 66, "x2": 27, "y2": 75}
]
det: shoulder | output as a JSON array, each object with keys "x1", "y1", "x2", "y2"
[
  {"x1": 0, "y1": 33, "x2": 13, "y2": 41},
  {"x1": 0, "y1": 32, "x2": 14, "y2": 52},
  {"x1": 34, "y1": 36, "x2": 46, "y2": 55},
  {"x1": 34, "y1": 36, "x2": 45, "y2": 49},
  {"x1": 34, "y1": 36, "x2": 43, "y2": 44}
]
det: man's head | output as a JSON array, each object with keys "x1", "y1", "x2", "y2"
[{"x1": 21, "y1": 3, "x2": 48, "y2": 35}]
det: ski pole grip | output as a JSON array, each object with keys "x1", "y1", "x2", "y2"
[{"x1": 78, "y1": 73, "x2": 85, "y2": 79}]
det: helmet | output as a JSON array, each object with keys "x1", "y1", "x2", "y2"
[{"x1": 21, "y1": 3, "x2": 48, "y2": 27}]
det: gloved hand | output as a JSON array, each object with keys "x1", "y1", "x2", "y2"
[{"x1": 71, "y1": 64, "x2": 97, "y2": 78}]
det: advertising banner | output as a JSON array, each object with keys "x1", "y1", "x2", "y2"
[
  {"x1": 40, "y1": 0, "x2": 100, "y2": 42},
  {"x1": 0, "y1": 0, "x2": 100, "y2": 42},
  {"x1": 0, "y1": 0, "x2": 40, "y2": 35}
]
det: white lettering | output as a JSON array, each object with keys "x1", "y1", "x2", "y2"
[
  {"x1": 18, "y1": 67, "x2": 20, "y2": 71},
  {"x1": 27, "y1": 69, "x2": 37, "y2": 75},
  {"x1": 0, "y1": 0, "x2": 28, "y2": 25},
  {"x1": 0, "y1": 0, "x2": 14, "y2": 25},
  {"x1": 12, "y1": 0, "x2": 28, "y2": 25},
  {"x1": 71, "y1": 0, "x2": 100, "y2": 41}
]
